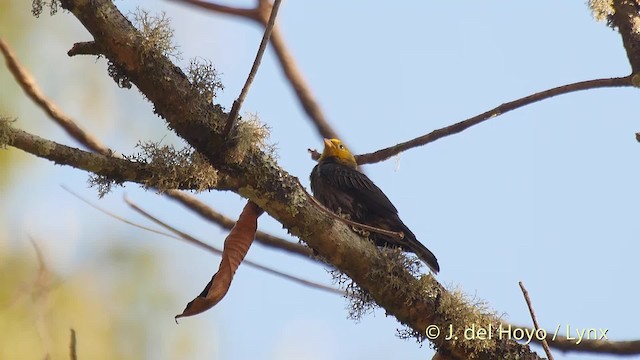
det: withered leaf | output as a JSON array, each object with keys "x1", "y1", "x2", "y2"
[{"x1": 176, "y1": 201, "x2": 263, "y2": 319}]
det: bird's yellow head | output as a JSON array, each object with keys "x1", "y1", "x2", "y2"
[{"x1": 319, "y1": 138, "x2": 357, "y2": 168}]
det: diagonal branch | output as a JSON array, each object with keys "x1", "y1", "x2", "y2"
[
  {"x1": 519, "y1": 282, "x2": 554, "y2": 360},
  {"x1": 63, "y1": 185, "x2": 342, "y2": 295},
  {"x1": 1, "y1": 122, "x2": 234, "y2": 191},
  {"x1": 267, "y1": 21, "x2": 340, "y2": 139},
  {"x1": 44, "y1": 0, "x2": 595, "y2": 357},
  {"x1": 62, "y1": 184, "x2": 340, "y2": 295},
  {"x1": 0, "y1": 37, "x2": 113, "y2": 156},
  {"x1": 223, "y1": 0, "x2": 282, "y2": 137},
  {"x1": 165, "y1": 189, "x2": 314, "y2": 258},
  {"x1": 355, "y1": 76, "x2": 633, "y2": 165},
  {"x1": 172, "y1": 0, "x2": 341, "y2": 140},
  {"x1": 173, "y1": 1, "x2": 259, "y2": 20},
  {"x1": 123, "y1": 196, "x2": 343, "y2": 295}
]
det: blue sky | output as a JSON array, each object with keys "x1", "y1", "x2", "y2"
[{"x1": 3, "y1": 1, "x2": 639, "y2": 359}]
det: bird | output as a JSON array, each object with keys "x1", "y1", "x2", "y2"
[{"x1": 310, "y1": 138, "x2": 440, "y2": 273}]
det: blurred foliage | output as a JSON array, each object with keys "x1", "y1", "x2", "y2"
[
  {"x1": 0, "y1": 2, "x2": 208, "y2": 357},
  {"x1": 0, "y1": 247, "x2": 119, "y2": 359},
  {"x1": 97, "y1": 244, "x2": 178, "y2": 359},
  {"x1": 0, "y1": 241, "x2": 180, "y2": 359},
  {"x1": 0, "y1": 0, "x2": 31, "y2": 188}
]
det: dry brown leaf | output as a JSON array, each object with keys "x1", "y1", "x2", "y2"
[{"x1": 175, "y1": 201, "x2": 263, "y2": 319}]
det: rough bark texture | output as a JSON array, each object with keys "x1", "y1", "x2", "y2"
[
  {"x1": 53, "y1": 0, "x2": 542, "y2": 358},
  {"x1": 613, "y1": 0, "x2": 640, "y2": 73}
]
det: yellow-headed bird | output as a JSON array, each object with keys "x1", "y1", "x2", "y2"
[{"x1": 310, "y1": 138, "x2": 440, "y2": 273}]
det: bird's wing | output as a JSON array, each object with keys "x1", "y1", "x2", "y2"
[{"x1": 324, "y1": 163, "x2": 398, "y2": 214}]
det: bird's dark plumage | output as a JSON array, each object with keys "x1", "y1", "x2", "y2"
[{"x1": 310, "y1": 139, "x2": 440, "y2": 273}]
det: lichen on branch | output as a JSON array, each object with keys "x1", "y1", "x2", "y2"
[
  {"x1": 187, "y1": 57, "x2": 224, "y2": 103},
  {"x1": 130, "y1": 8, "x2": 181, "y2": 60},
  {"x1": 126, "y1": 141, "x2": 220, "y2": 193},
  {"x1": 0, "y1": 117, "x2": 17, "y2": 148},
  {"x1": 589, "y1": 0, "x2": 615, "y2": 25},
  {"x1": 45, "y1": 0, "x2": 546, "y2": 357},
  {"x1": 1, "y1": 121, "x2": 231, "y2": 194}
]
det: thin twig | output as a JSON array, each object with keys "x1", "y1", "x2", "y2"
[
  {"x1": 62, "y1": 185, "x2": 186, "y2": 238},
  {"x1": 307, "y1": 148, "x2": 321, "y2": 161},
  {"x1": 28, "y1": 236, "x2": 48, "y2": 278},
  {"x1": 24, "y1": 237, "x2": 55, "y2": 359},
  {"x1": 508, "y1": 322, "x2": 640, "y2": 355},
  {"x1": 165, "y1": 190, "x2": 313, "y2": 257},
  {"x1": 223, "y1": 0, "x2": 282, "y2": 137},
  {"x1": 69, "y1": 329, "x2": 77, "y2": 360},
  {"x1": 0, "y1": 37, "x2": 114, "y2": 156},
  {"x1": 123, "y1": 195, "x2": 344, "y2": 295},
  {"x1": 26, "y1": 235, "x2": 55, "y2": 300},
  {"x1": 519, "y1": 282, "x2": 554, "y2": 360},
  {"x1": 355, "y1": 76, "x2": 633, "y2": 165},
  {"x1": 5, "y1": 236, "x2": 58, "y2": 311},
  {"x1": 266, "y1": 14, "x2": 341, "y2": 139},
  {"x1": 61, "y1": 186, "x2": 342, "y2": 295},
  {"x1": 171, "y1": 0, "x2": 259, "y2": 20},
  {"x1": 173, "y1": 0, "x2": 341, "y2": 139}
]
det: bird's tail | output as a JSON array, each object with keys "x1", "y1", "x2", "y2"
[
  {"x1": 399, "y1": 225, "x2": 440, "y2": 274},
  {"x1": 409, "y1": 240, "x2": 440, "y2": 274}
]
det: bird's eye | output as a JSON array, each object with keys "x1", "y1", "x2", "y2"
[{"x1": 338, "y1": 144, "x2": 345, "y2": 149}]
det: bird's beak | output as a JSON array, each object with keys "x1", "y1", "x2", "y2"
[{"x1": 323, "y1": 138, "x2": 334, "y2": 149}]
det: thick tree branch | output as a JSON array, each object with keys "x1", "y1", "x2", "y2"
[
  {"x1": 55, "y1": 1, "x2": 544, "y2": 357},
  {"x1": 613, "y1": 0, "x2": 640, "y2": 74},
  {"x1": 63, "y1": 0, "x2": 230, "y2": 162},
  {"x1": 169, "y1": 185, "x2": 640, "y2": 356},
  {"x1": 354, "y1": 76, "x2": 633, "y2": 165},
  {"x1": 173, "y1": 0, "x2": 341, "y2": 140},
  {"x1": 45, "y1": 0, "x2": 640, "y2": 357},
  {"x1": 5, "y1": 1, "x2": 634, "y2": 357}
]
